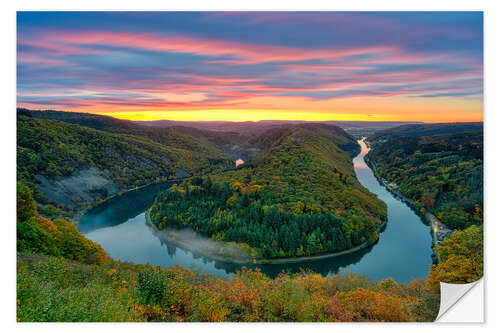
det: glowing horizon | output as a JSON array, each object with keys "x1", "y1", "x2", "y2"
[
  {"x1": 93, "y1": 107, "x2": 483, "y2": 123},
  {"x1": 17, "y1": 12, "x2": 483, "y2": 122}
]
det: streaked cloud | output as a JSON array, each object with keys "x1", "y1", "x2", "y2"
[{"x1": 17, "y1": 12, "x2": 483, "y2": 122}]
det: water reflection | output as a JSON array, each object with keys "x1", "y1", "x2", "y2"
[{"x1": 79, "y1": 181, "x2": 180, "y2": 233}]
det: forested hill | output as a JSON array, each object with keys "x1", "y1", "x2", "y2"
[
  {"x1": 21, "y1": 108, "x2": 240, "y2": 158},
  {"x1": 22, "y1": 109, "x2": 359, "y2": 161},
  {"x1": 368, "y1": 122, "x2": 482, "y2": 141},
  {"x1": 366, "y1": 126, "x2": 483, "y2": 230},
  {"x1": 17, "y1": 113, "x2": 232, "y2": 218},
  {"x1": 150, "y1": 125, "x2": 387, "y2": 260},
  {"x1": 246, "y1": 123, "x2": 360, "y2": 158},
  {"x1": 20, "y1": 108, "x2": 139, "y2": 133}
]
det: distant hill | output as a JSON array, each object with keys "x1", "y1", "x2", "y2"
[
  {"x1": 20, "y1": 108, "x2": 139, "y2": 133},
  {"x1": 136, "y1": 118, "x2": 421, "y2": 137},
  {"x1": 368, "y1": 122, "x2": 483, "y2": 141},
  {"x1": 21, "y1": 107, "x2": 420, "y2": 139},
  {"x1": 136, "y1": 119, "x2": 279, "y2": 134}
]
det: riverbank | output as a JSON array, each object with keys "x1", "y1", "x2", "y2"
[
  {"x1": 74, "y1": 178, "x2": 187, "y2": 225},
  {"x1": 363, "y1": 155, "x2": 448, "y2": 264},
  {"x1": 77, "y1": 162, "x2": 246, "y2": 222},
  {"x1": 145, "y1": 207, "x2": 388, "y2": 265}
]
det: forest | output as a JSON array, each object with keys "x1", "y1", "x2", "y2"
[
  {"x1": 16, "y1": 180, "x2": 482, "y2": 322},
  {"x1": 17, "y1": 110, "x2": 233, "y2": 217},
  {"x1": 369, "y1": 122, "x2": 483, "y2": 141},
  {"x1": 150, "y1": 126, "x2": 387, "y2": 260},
  {"x1": 367, "y1": 128, "x2": 483, "y2": 229}
]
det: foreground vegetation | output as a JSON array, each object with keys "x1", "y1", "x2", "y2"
[
  {"x1": 17, "y1": 182, "x2": 107, "y2": 264},
  {"x1": 15, "y1": 180, "x2": 439, "y2": 322},
  {"x1": 367, "y1": 127, "x2": 483, "y2": 230},
  {"x1": 150, "y1": 126, "x2": 387, "y2": 260},
  {"x1": 16, "y1": 181, "x2": 481, "y2": 322},
  {"x1": 17, "y1": 253, "x2": 440, "y2": 322},
  {"x1": 427, "y1": 224, "x2": 483, "y2": 289}
]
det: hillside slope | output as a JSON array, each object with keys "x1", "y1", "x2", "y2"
[
  {"x1": 369, "y1": 122, "x2": 482, "y2": 141},
  {"x1": 23, "y1": 109, "x2": 234, "y2": 158},
  {"x1": 367, "y1": 126, "x2": 483, "y2": 229},
  {"x1": 150, "y1": 125, "x2": 386, "y2": 260},
  {"x1": 24, "y1": 109, "x2": 263, "y2": 160},
  {"x1": 17, "y1": 113, "x2": 232, "y2": 217}
]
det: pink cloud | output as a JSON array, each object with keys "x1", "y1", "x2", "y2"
[{"x1": 23, "y1": 29, "x2": 398, "y2": 65}]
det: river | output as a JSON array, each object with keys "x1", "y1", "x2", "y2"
[{"x1": 79, "y1": 139, "x2": 432, "y2": 282}]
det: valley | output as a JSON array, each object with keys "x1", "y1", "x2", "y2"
[{"x1": 16, "y1": 109, "x2": 483, "y2": 321}]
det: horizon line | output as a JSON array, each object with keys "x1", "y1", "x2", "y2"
[{"x1": 17, "y1": 107, "x2": 483, "y2": 124}]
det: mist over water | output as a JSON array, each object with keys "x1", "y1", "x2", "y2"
[
  {"x1": 151, "y1": 226, "x2": 251, "y2": 263},
  {"x1": 85, "y1": 212, "x2": 232, "y2": 277},
  {"x1": 79, "y1": 140, "x2": 432, "y2": 282}
]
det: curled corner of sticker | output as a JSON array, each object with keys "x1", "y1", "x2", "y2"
[{"x1": 435, "y1": 278, "x2": 484, "y2": 322}]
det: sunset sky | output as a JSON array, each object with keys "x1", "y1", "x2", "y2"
[{"x1": 17, "y1": 12, "x2": 483, "y2": 122}]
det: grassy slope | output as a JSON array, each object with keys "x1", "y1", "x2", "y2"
[{"x1": 17, "y1": 253, "x2": 439, "y2": 322}]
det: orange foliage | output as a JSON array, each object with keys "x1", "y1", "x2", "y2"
[{"x1": 342, "y1": 288, "x2": 409, "y2": 322}]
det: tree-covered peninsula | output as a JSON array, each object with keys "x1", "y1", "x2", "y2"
[{"x1": 149, "y1": 125, "x2": 387, "y2": 261}]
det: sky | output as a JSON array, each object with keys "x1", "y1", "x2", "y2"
[{"x1": 17, "y1": 12, "x2": 483, "y2": 122}]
